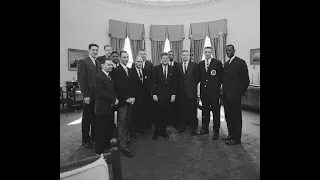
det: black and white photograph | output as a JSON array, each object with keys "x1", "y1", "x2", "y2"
[{"x1": 60, "y1": 0, "x2": 260, "y2": 179}]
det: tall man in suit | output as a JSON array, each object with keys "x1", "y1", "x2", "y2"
[
  {"x1": 77, "y1": 43, "x2": 101, "y2": 148},
  {"x1": 96, "y1": 45, "x2": 112, "y2": 63},
  {"x1": 112, "y1": 51, "x2": 134, "y2": 157},
  {"x1": 129, "y1": 56, "x2": 148, "y2": 136},
  {"x1": 93, "y1": 58, "x2": 119, "y2": 155},
  {"x1": 110, "y1": 51, "x2": 119, "y2": 67},
  {"x1": 168, "y1": 50, "x2": 179, "y2": 130},
  {"x1": 138, "y1": 49, "x2": 154, "y2": 129},
  {"x1": 223, "y1": 44, "x2": 250, "y2": 145},
  {"x1": 198, "y1": 47, "x2": 223, "y2": 140},
  {"x1": 151, "y1": 52, "x2": 177, "y2": 140},
  {"x1": 176, "y1": 50, "x2": 199, "y2": 136}
]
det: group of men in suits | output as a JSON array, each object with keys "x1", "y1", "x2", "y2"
[{"x1": 77, "y1": 43, "x2": 249, "y2": 157}]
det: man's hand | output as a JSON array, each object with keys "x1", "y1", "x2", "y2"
[
  {"x1": 153, "y1": 95, "x2": 158, "y2": 102},
  {"x1": 84, "y1": 97, "x2": 90, "y2": 104},
  {"x1": 114, "y1": 99, "x2": 119, "y2": 105},
  {"x1": 126, "y1": 98, "x2": 132, "y2": 104},
  {"x1": 170, "y1": 95, "x2": 176, "y2": 102},
  {"x1": 131, "y1": 97, "x2": 135, "y2": 105}
]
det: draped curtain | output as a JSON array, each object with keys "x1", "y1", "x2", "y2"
[
  {"x1": 109, "y1": 19, "x2": 127, "y2": 53},
  {"x1": 208, "y1": 19, "x2": 228, "y2": 64},
  {"x1": 167, "y1": 25, "x2": 184, "y2": 63},
  {"x1": 130, "y1": 39, "x2": 144, "y2": 61},
  {"x1": 110, "y1": 37, "x2": 125, "y2": 54},
  {"x1": 149, "y1": 25, "x2": 167, "y2": 66},
  {"x1": 189, "y1": 22, "x2": 208, "y2": 63},
  {"x1": 190, "y1": 39, "x2": 205, "y2": 63},
  {"x1": 128, "y1": 22, "x2": 145, "y2": 61}
]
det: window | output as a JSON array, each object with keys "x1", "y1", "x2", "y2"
[
  {"x1": 163, "y1": 38, "x2": 170, "y2": 53},
  {"x1": 201, "y1": 36, "x2": 211, "y2": 61},
  {"x1": 123, "y1": 37, "x2": 134, "y2": 68}
]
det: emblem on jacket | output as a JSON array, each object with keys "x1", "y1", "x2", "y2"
[{"x1": 211, "y1": 70, "x2": 216, "y2": 76}]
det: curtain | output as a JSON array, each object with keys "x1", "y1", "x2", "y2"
[
  {"x1": 210, "y1": 33, "x2": 227, "y2": 63},
  {"x1": 110, "y1": 37, "x2": 125, "y2": 54},
  {"x1": 169, "y1": 40, "x2": 183, "y2": 63},
  {"x1": 130, "y1": 39, "x2": 144, "y2": 61},
  {"x1": 151, "y1": 41, "x2": 165, "y2": 66},
  {"x1": 190, "y1": 39, "x2": 205, "y2": 63}
]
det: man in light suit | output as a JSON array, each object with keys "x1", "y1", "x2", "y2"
[
  {"x1": 138, "y1": 49, "x2": 154, "y2": 129},
  {"x1": 93, "y1": 58, "x2": 118, "y2": 155},
  {"x1": 112, "y1": 51, "x2": 134, "y2": 157},
  {"x1": 176, "y1": 50, "x2": 199, "y2": 136},
  {"x1": 151, "y1": 52, "x2": 177, "y2": 140},
  {"x1": 96, "y1": 45, "x2": 112, "y2": 63},
  {"x1": 223, "y1": 44, "x2": 250, "y2": 145},
  {"x1": 198, "y1": 47, "x2": 223, "y2": 140},
  {"x1": 77, "y1": 43, "x2": 101, "y2": 148}
]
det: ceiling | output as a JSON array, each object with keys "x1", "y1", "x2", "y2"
[{"x1": 106, "y1": 0, "x2": 215, "y2": 8}]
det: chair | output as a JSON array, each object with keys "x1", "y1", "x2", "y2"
[
  {"x1": 66, "y1": 81, "x2": 83, "y2": 110},
  {"x1": 60, "y1": 87, "x2": 74, "y2": 112},
  {"x1": 60, "y1": 138, "x2": 122, "y2": 180}
]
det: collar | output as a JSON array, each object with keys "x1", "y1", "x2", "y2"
[
  {"x1": 102, "y1": 69, "x2": 109, "y2": 77},
  {"x1": 120, "y1": 63, "x2": 127, "y2": 70},
  {"x1": 229, "y1": 55, "x2": 236, "y2": 63},
  {"x1": 89, "y1": 55, "x2": 96, "y2": 61}
]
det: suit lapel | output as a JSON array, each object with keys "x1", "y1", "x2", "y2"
[{"x1": 208, "y1": 58, "x2": 216, "y2": 72}]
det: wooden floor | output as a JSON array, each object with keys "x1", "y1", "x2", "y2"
[{"x1": 60, "y1": 107, "x2": 260, "y2": 180}]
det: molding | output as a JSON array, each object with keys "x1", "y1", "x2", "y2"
[{"x1": 105, "y1": 0, "x2": 215, "y2": 8}]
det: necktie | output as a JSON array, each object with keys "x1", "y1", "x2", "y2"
[
  {"x1": 138, "y1": 69, "x2": 143, "y2": 83},
  {"x1": 183, "y1": 62, "x2": 187, "y2": 74},
  {"x1": 107, "y1": 74, "x2": 111, "y2": 82},
  {"x1": 124, "y1": 67, "x2": 128, "y2": 77},
  {"x1": 164, "y1": 66, "x2": 167, "y2": 78},
  {"x1": 206, "y1": 59, "x2": 209, "y2": 72}
]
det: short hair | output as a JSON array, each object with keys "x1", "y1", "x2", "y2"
[
  {"x1": 135, "y1": 55, "x2": 143, "y2": 61},
  {"x1": 88, "y1": 43, "x2": 99, "y2": 50},
  {"x1": 111, "y1": 51, "x2": 118, "y2": 55},
  {"x1": 168, "y1": 50, "x2": 174, "y2": 54},
  {"x1": 100, "y1": 57, "x2": 112, "y2": 65},
  {"x1": 161, "y1": 52, "x2": 169, "y2": 58},
  {"x1": 104, "y1": 45, "x2": 112, "y2": 50},
  {"x1": 182, "y1": 50, "x2": 189, "y2": 53},
  {"x1": 119, "y1": 50, "x2": 128, "y2": 57},
  {"x1": 139, "y1": 49, "x2": 146, "y2": 53},
  {"x1": 226, "y1": 44, "x2": 235, "y2": 50},
  {"x1": 204, "y1": 46, "x2": 212, "y2": 50}
]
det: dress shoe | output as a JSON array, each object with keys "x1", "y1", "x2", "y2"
[
  {"x1": 152, "y1": 134, "x2": 158, "y2": 140},
  {"x1": 222, "y1": 135, "x2": 231, "y2": 141},
  {"x1": 225, "y1": 139, "x2": 241, "y2": 145},
  {"x1": 147, "y1": 124, "x2": 153, "y2": 129},
  {"x1": 120, "y1": 146, "x2": 133, "y2": 157},
  {"x1": 136, "y1": 129, "x2": 146, "y2": 135},
  {"x1": 82, "y1": 142, "x2": 94, "y2": 148},
  {"x1": 191, "y1": 131, "x2": 197, "y2": 136},
  {"x1": 161, "y1": 133, "x2": 169, "y2": 139},
  {"x1": 198, "y1": 130, "x2": 209, "y2": 135},
  {"x1": 130, "y1": 133, "x2": 136, "y2": 138},
  {"x1": 212, "y1": 134, "x2": 219, "y2": 140},
  {"x1": 178, "y1": 127, "x2": 186, "y2": 133}
]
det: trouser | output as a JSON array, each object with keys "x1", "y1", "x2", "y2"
[
  {"x1": 131, "y1": 99, "x2": 144, "y2": 131},
  {"x1": 178, "y1": 98, "x2": 198, "y2": 131},
  {"x1": 202, "y1": 98, "x2": 220, "y2": 134},
  {"x1": 81, "y1": 102, "x2": 95, "y2": 143},
  {"x1": 95, "y1": 113, "x2": 114, "y2": 154},
  {"x1": 154, "y1": 101, "x2": 170, "y2": 135},
  {"x1": 223, "y1": 94, "x2": 242, "y2": 141},
  {"x1": 117, "y1": 104, "x2": 132, "y2": 148}
]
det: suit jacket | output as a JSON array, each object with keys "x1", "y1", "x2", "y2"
[
  {"x1": 142, "y1": 60, "x2": 154, "y2": 91},
  {"x1": 198, "y1": 58, "x2": 223, "y2": 100},
  {"x1": 223, "y1": 56, "x2": 250, "y2": 101},
  {"x1": 111, "y1": 64, "x2": 132, "y2": 107},
  {"x1": 176, "y1": 61, "x2": 199, "y2": 99},
  {"x1": 77, "y1": 56, "x2": 101, "y2": 100},
  {"x1": 129, "y1": 67, "x2": 149, "y2": 103},
  {"x1": 151, "y1": 64, "x2": 177, "y2": 103},
  {"x1": 93, "y1": 71, "x2": 117, "y2": 115}
]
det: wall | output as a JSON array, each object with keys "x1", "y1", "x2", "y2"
[{"x1": 60, "y1": 0, "x2": 260, "y2": 85}]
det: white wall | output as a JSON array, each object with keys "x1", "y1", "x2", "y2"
[{"x1": 60, "y1": 0, "x2": 260, "y2": 85}]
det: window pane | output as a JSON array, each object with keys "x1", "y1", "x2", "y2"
[
  {"x1": 163, "y1": 38, "x2": 170, "y2": 53},
  {"x1": 201, "y1": 36, "x2": 211, "y2": 61},
  {"x1": 123, "y1": 37, "x2": 133, "y2": 68}
]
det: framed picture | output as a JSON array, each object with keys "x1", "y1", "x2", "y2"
[
  {"x1": 68, "y1": 48, "x2": 89, "y2": 71},
  {"x1": 250, "y1": 48, "x2": 260, "y2": 65}
]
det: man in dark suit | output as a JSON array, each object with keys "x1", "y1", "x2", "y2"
[
  {"x1": 198, "y1": 47, "x2": 223, "y2": 140},
  {"x1": 176, "y1": 50, "x2": 199, "y2": 136},
  {"x1": 111, "y1": 51, "x2": 134, "y2": 156},
  {"x1": 110, "y1": 51, "x2": 119, "y2": 67},
  {"x1": 151, "y1": 52, "x2": 177, "y2": 140},
  {"x1": 168, "y1": 50, "x2": 179, "y2": 130},
  {"x1": 77, "y1": 43, "x2": 101, "y2": 148},
  {"x1": 223, "y1": 44, "x2": 250, "y2": 145},
  {"x1": 96, "y1": 45, "x2": 112, "y2": 63},
  {"x1": 138, "y1": 49, "x2": 154, "y2": 129},
  {"x1": 129, "y1": 56, "x2": 148, "y2": 137},
  {"x1": 93, "y1": 58, "x2": 119, "y2": 155}
]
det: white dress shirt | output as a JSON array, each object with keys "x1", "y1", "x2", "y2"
[{"x1": 89, "y1": 55, "x2": 96, "y2": 66}]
